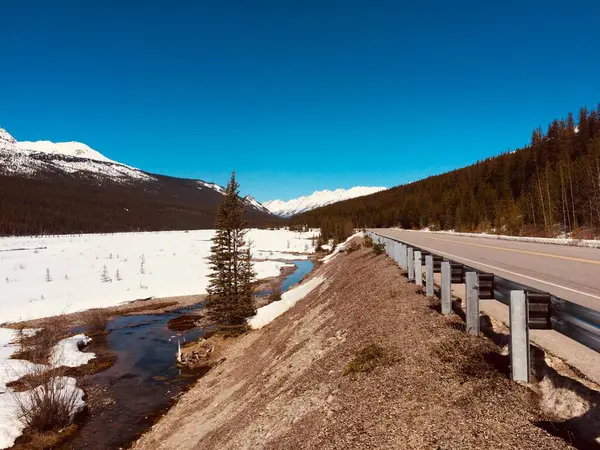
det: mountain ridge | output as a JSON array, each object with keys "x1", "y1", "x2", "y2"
[
  {"x1": 264, "y1": 186, "x2": 387, "y2": 217},
  {"x1": 0, "y1": 126, "x2": 279, "y2": 236}
]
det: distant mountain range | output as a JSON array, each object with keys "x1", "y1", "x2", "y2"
[
  {"x1": 0, "y1": 127, "x2": 279, "y2": 236},
  {"x1": 264, "y1": 186, "x2": 387, "y2": 217}
]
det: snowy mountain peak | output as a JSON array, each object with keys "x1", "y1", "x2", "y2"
[
  {"x1": 244, "y1": 195, "x2": 271, "y2": 214},
  {"x1": 16, "y1": 140, "x2": 115, "y2": 163},
  {"x1": 264, "y1": 186, "x2": 387, "y2": 217},
  {"x1": 0, "y1": 127, "x2": 16, "y2": 144},
  {"x1": 0, "y1": 125, "x2": 152, "y2": 181}
]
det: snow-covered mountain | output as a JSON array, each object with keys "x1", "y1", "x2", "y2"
[
  {"x1": 264, "y1": 186, "x2": 387, "y2": 217},
  {"x1": 0, "y1": 126, "x2": 278, "y2": 235},
  {"x1": 0, "y1": 126, "x2": 151, "y2": 181}
]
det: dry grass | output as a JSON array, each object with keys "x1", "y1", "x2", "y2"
[
  {"x1": 343, "y1": 343, "x2": 390, "y2": 375},
  {"x1": 82, "y1": 308, "x2": 111, "y2": 335},
  {"x1": 14, "y1": 374, "x2": 82, "y2": 433},
  {"x1": 12, "y1": 315, "x2": 68, "y2": 365},
  {"x1": 270, "y1": 281, "x2": 283, "y2": 301},
  {"x1": 216, "y1": 324, "x2": 250, "y2": 339},
  {"x1": 345, "y1": 241, "x2": 360, "y2": 253}
]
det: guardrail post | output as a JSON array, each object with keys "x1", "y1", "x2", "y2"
[
  {"x1": 510, "y1": 290, "x2": 530, "y2": 382},
  {"x1": 402, "y1": 244, "x2": 407, "y2": 270},
  {"x1": 441, "y1": 261, "x2": 451, "y2": 314},
  {"x1": 465, "y1": 271, "x2": 479, "y2": 335},
  {"x1": 393, "y1": 242, "x2": 400, "y2": 265},
  {"x1": 425, "y1": 255, "x2": 434, "y2": 297},
  {"x1": 414, "y1": 251, "x2": 422, "y2": 286},
  {"x1": 407, "y1": 247, "x2": 414, "y2": 280}
]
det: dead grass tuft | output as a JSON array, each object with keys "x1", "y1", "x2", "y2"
[
  {"x1": 15, "y1": 375, "x2": 82, "y2": 433},
  {"x1": 83, "y1": 308, "x2": 111, "y2": 335},
  {"x1": 346, "y1": 242, "x2": 360, "y2": 253},
  {"x1": 216, "y1": 324, "x2": 250, "y2": 339},
  {"x1": 343, "y1": 343, "x2": 390, "y2": 375},
  {"x1": 270, "y1": 281, "x2": 282, "y2": 301},
  {"x1": 13, "y1": 315, "x2": 68, "y2": 365}
]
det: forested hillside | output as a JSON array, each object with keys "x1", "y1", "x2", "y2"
[
  {"x1": 0, "y1": 171, "x2": 282, "y2": 236},
  {"x1": 293, "y1": 106, "x2": 600, "y2": 240}
]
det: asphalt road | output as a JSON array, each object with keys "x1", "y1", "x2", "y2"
[{"x1": 370, "y1": 229, "x2": 600, "y2": 310}]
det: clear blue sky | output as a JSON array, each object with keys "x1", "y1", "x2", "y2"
[{"x1": 1, "y1": 1, "x2": 599, "y2": 202}]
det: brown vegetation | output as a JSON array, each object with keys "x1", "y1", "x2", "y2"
[
  {"x1": 270, "y1": 281, "x2": 282, "y2": 301},
  {"x1": 343, "y1": 343, "x2": 390, "y2": 375}
]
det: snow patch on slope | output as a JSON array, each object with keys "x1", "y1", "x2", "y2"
[
  {"x1": 197, "y1": 180, "x2": 225, "y2": 195},
  {"x1": 248, "y1": 275, "x2": 325, "y2": 329},
  {"x1": 244, "y1": 195, "x2": 271, "y2": 214},
  {"x1": 15, "y1": 141, "x2": 115, "y2": 164},
  {"x1": 264, "y1": 186, "x2": 387, "y2": 217}
]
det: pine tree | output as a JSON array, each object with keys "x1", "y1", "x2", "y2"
[{"x1": 205, "y1": 172, "x2": 256, "y2": 326}]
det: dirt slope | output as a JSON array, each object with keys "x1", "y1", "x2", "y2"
[{"x1": 135, "y1": 242, "x2": 572, "y2": 449}]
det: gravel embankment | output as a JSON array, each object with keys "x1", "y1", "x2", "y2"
[{"x1": 135, "y1": 242, "x2": 573, "y2": 449}]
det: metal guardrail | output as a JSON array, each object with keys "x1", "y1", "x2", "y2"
[{"x1": 369, "y1": 231, "x2": 600, "y2": 353}]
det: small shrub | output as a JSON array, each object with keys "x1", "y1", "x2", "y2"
[
  {"x1": 343, "y1": 343, "x2": 389, "y2": 375},
  {"x1": 270, "y1": 282, "x2": 282, "y2": 301},
  {"x1": 14, "y1": 371, "x2": 82, "y2": 433},
  {"x1": 45, "y1": 268, "x2": 52, "y2": 283},
  {"x1": 100, "y1": 265, "x2": 111, "y2": 283},
  {"x1": 14, "y1": 315, "x2": 68, "y2": 365},
  {"x1": 83, "y1": 308, "x2": 111, "y2": 335},
  {"x1": 373, "y1": 242, "x2": 385, "y2": 255},
  {"x1": 346, "y1": 242, "x2": 360, "y2": 253},
  {"x1": 115, "y1": 269, "x2": 122, "y2": 281},
  {"x1": 362, "y1": 235, "x2": 374, "y2": 248}
]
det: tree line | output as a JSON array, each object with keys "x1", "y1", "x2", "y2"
[{"x1": 292, "y1": 106, "x2": 600, "y2": 239}]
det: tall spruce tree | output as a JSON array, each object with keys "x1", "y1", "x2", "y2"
[{"x1": 205, "y1": 172, "x2": 256, "y2": 325}]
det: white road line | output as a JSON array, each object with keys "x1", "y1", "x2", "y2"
[{"x1": 380, "y1": 233, "x2": 600, "y2": 302}]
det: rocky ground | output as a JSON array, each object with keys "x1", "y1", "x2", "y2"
[{"x1": 134, "y1": 239, "x2": 579, "y2": 450}]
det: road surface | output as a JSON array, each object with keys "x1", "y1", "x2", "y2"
[{"x1": 370, "y1": 229, "x2": 600, "y2": 310}]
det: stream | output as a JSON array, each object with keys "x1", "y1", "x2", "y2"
[{"x1": 58, "y1": 259, "x2": 314, "y2": 449}]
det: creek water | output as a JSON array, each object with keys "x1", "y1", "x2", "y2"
[{"x1": 59, "y1": 259, "x2": 314, "y2": 449}]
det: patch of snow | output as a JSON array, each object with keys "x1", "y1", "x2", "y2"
[
  {"x1": 264, "y1": 186, "x2": 387, "y2": 217},
  {"x1": 253, "y1": 250, "x2": 310, "y2": 260},
  {"x1": 15, "y1": 140, "x2": 115, "y2": 164},
  {"x1": 0, "y1": 229, "x2": 318, "y2": 323},
  {"x1": 50, "y1": 335, "x2": 95, "y2": 368},
  {"x1": 248, "y1": 275, "x2": 326, "y2": 329},
  {"x1": 196, "y1": 180, "x2": 225, "y2": 195},
  {"x1": 319, "y1": 232, "x2": 364, "y2": 264}
]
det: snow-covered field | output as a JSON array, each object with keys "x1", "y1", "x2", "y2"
[
  {"x1": 0, "y1": 229, "x2": 317, "y2": 324},
  {"x1": 0, "y1": 228, "x2": 317, "y2": 447}
]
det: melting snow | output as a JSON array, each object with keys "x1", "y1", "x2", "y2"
[{"x1": 248, "y1": 275, "x2": 326, "y2": 329}]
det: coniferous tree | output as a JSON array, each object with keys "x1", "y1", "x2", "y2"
[{"x1": 205, "y1": 172, "x2": 256, "y2": 325}]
